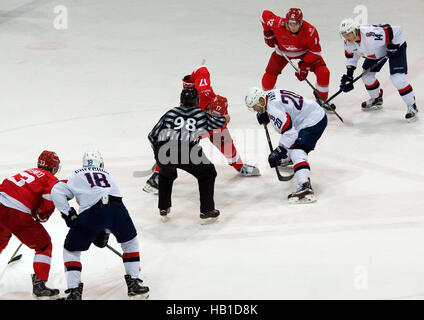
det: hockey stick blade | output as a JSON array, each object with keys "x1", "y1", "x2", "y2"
[
  {"x1": 133, "y1": 163, "x2": 156, "y2": 178},
  {"x1": 7, "y1": 254, "x2": 22, "y2": 264},
  {"x1": 276, "y1": 169, "x2": 294, "y2": 181},
  {"x1": 133, "y1": 170, "x2": 154, "y2": 178}
]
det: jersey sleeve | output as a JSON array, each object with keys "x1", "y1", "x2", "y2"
[
  {"x1": 344, "y1": 41, "x2": 360, "y2": 68},
  {"x1": 261, "y1": 10, "x2": 278, "y2": 31},
  {"x1": 51, "y1": 181, "x2": 74, "y2": 215},
  {"x1": 192, "y1": 66, "x2": 216, "y2": 110},
  {"x1": 380, "y1": 24, "x2": 403, "y2": 45},
  {"x1": 275, "y1": 112, "x2": 298, "y2": 149},
  {"x1": 303, "y1": 27, "x2": 323, "y2": 65},
  {"x1": 148, "y1": 113, "x2": 168, "y2": 149},
  {"x1": 205, "y1": 112, "x2": 226, "y2": 131}
]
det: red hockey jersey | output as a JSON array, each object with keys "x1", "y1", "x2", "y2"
[
  {"x1": 0, "y1": 168, "x2": 58, "y2": 221},
  {"x1": 188, "y1": 65, "x2": 216, "y2": 111},
  {"x1": 261, "y1": 10, "x2": 323, "y2": 64}
]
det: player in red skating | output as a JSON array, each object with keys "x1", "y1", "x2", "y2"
[
  {"x1": 143, "y1": 63, "x2": 260, "y2": 194},
  {"x1": 0, "y1": 150, "x2": 61, "y2": 299},
  {"x1": 261, "y1": 8, "x2": 334, "y2": 111}
]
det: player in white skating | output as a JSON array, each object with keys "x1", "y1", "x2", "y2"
[
  {"x1": 245, "y1": 87, "x2": 327, "y2": 203},
  {"x1": 339, "y1": 18, "x2": 418, "y2": 121},
  {"x1": 51, "y1": 151, "x2": 149, "y2": 300}
]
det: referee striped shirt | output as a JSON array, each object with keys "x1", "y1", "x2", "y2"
[{"x1": 148, "y1": 104, "x2": 227, "y2": 150}]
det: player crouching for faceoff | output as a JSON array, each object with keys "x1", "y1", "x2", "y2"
[
  {"x1": 339, "y1": 18, "x2": 418, "y2": 121},
  {"x1": 50, "y1": 151, "x2": 149, "y2": 300},
  {"x1": 245, "y1": 87, "x2": 327, "y2": 204},
  {"x1": 0, "y1": 150, "x2": 60, "y2": 299}
]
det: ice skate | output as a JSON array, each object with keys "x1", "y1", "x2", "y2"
[
  {"x1": 238, "y1": 164, "x2": 261, "y2": 177},
  {"x1": 124, "y1": 275, "x2": 150, "y2": 299},
  {"x1": 200, "y1": 209, "x2": 220, "y2": 225},
  {"x1": 31, "y1": 274, "x2": 60, "y2": 300},
  {"x1": 405, "y1": 103, "x2": 418, "y2": 122},
  {"x1": 159, "y1": 208, "x2": 170, "y2": 223},
  {"x1": 361, "y1": 89, "x2": 383, "y2": 111},
  {"x1": 143, "y1": 172, "x2": 159, "y2": 195},
  {"x1": 59, "y1": 282, "x2": 84, "y2": 300},
  {"x1": 287, "y1": 180, "x2": 316, "y2": 204}
]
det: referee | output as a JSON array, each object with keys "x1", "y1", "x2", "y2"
[{"x1": 148, "y1": 87, "x2": 230, "y2": 224}]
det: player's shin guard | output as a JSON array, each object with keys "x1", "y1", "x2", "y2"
[
  {"x1": 391, "y1": 73, "x2": 415, "y2": 104},
  {"x1": 262, "y1": 72, "x2": 277, "y2": 91},
  {"x1": 314, "y1": 65, "x2": 330, "y2": 101},
  {"x1": 120, "y1": 237, "x2": 140, "y2": 279},
  {"x1": 210, "y1": 129, "x2": 244, "y2": 171},
  {"x1": 290, "y1": 149, "x2": 310, "y2": 187},
  {"x1": 33, "y1": 242, "x2": 52, "y2": 281},
  {"x1": 63, "y1": 248, "x2": 82, "y2": 289},
  {"x1": 362, "y1": 73, "x2": 381, "y2": 99}
]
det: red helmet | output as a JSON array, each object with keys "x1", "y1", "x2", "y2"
[
  {"x1": 286, "y1": 8, "x2": 303, "y2": 25},
  {"x1": 37, "y1": 150, "x2": 60, "y2": 171},
  {"x1": 182, "y1": 74, "x2": 195, "y2": 88}
]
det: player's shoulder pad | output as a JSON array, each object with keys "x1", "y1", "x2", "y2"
[{"x1": 261, "y1": 10, "x2": 279, "y2": 27}]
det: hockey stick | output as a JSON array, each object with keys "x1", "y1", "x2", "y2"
[
  {"x1": 323, "y1": 55, "x2": 389, "y2": 105},
  {"x1": 263, "y1": 124, "x2": 294, "y2": 181},
  {"x1": 133, "y1": 163, "x2": 156, "y2": 178},
  {"x1": 7, "y1": 243, "x2": 23, "y2": 264},
  {"x1": 106, "y1": 244, "x2": 122, "y2": 258},
  {"x1": 279, "y1": 49, "x2": 344, "y2": 123}
]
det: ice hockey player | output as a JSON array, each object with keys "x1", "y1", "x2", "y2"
[
  {"x1": 50, "y1": 151, "x2": 149, "y2": 300},
  {"x1": 0, "y1": 150, "x2": 61, "y2": 299},
  {"x1": 339, "y1": 18, "x2": 418, "y2": 121},
  {"x1": 261, "y1": 8, "x2": 333, "y2": 111},
  {"x1": 148, "y1": 87, "x2": 230, "y2": 224},
  {"x1": 143, "y1": 63, "x2": 260, "y2": 194},
  {"x1": 245, "y1": 87, "x2": 327, "y2": 203}
]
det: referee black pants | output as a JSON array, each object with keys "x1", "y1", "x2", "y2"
[{"x1": 158, "y1": 163, "x2": 217, "y2": 214}]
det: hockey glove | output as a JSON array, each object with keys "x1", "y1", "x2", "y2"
[
  {"x1": 387, "y1": 43, "x2": 401, "y2": 58},
  {"x1": 93, "y1": 230, "x2": 110, "y2": 248},
  {"x1": 268, "y1": 146, "x2": 288, "y2": 168},
  {"x1": 33, "y1": 207, "x2": 54, "y2": 223},
  {"x1": 295, "y1": 61, "x2": 309, "y2": 81},
  {"x1": 61, "y1": 207, "x2": 78, "y2": 228},
  {"x1": 207, "y1": 95, "x2": 228, "y2": 116},
  {"x1": 263, "y1": 30, "x2": 277, "y2": 48},
  {"x1": 256, "y1": 112, "x2": 270, "y2": 125}
]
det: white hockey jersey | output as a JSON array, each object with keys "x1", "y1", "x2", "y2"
[
  {"x1": 265, "y1": 89, "x2": 325, "y2": 148},
  {"x1": 51, "y1": 166, "x2": 122, "y2": 215},
  {"x1": 344, "y1": 24, "x2": 405, "y2": 67}
]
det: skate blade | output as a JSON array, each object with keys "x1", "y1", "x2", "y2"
[
  {"x1": 239, "y1": 172, "x2": 261, "y2": 177},
  {"x1": 200, "y1": 217, "x2": 218, "y2": 225},
  {"x1": 129, "y1": 292, "x2": 149, "y2": 300},
  {"x1": 143, "y1": 184, "x2": 158, "y2": 195},
  {"x1": 33, "y1": 294, "x2": 60, "y2": 300},
  {"x1": 288, "y1": 194, "x2": 317, "y2": 204},
  {"x1": 361, "y1": 105, "x2": 383, "y2": 111},
  {"x1": 160, "y1": 216, "x2": 170, "y2": 223},
  {"x1": 407, "y1": 115, "x2": 418, "y2": 123}
]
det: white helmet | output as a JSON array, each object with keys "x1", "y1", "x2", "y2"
[
  {"x1": 340, "y1": 18, "x2": 359, "y2": 36},
  {"x1": 245, "y1": 87, "x2": 266, "y2": 111},
  {"x1": 83, "y1": 150, "x2": 104, "y2": 168}
]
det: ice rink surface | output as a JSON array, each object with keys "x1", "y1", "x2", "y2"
[{"x1": 0, "y1": 0, "x2": 423, "y2": 300}]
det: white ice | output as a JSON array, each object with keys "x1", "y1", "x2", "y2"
[{"x1": 0, "y1": 0, "x2": 423, "y2": 300}]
